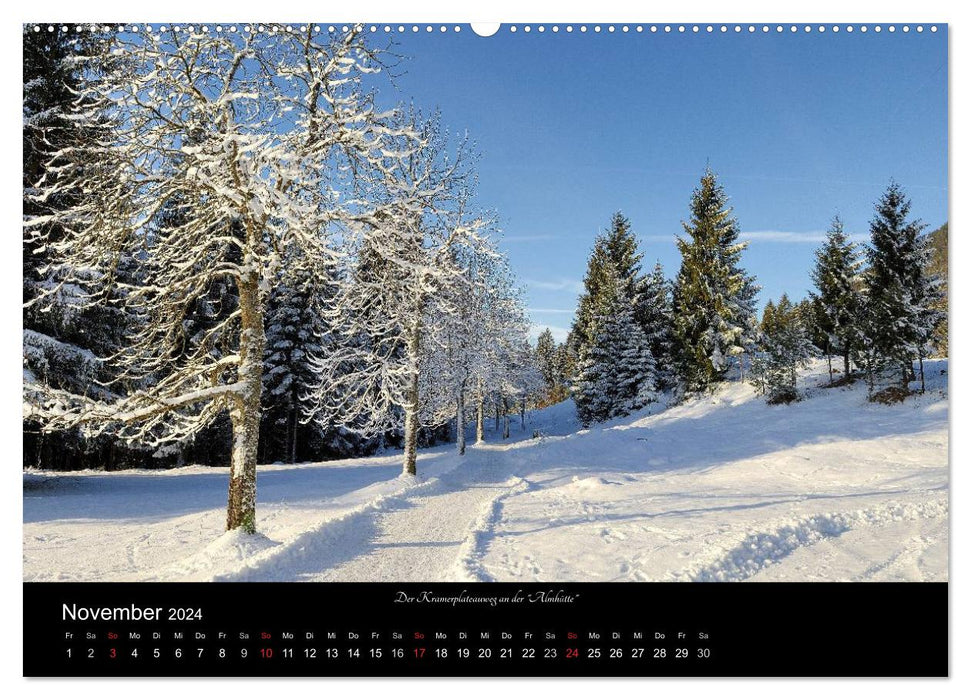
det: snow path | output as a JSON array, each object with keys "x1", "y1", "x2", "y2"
[
  {"x1": 307, "y1": 454, "x2": 521, "y2": 582},
  {"x1": 23, "y1": 361, "x2": 948, "y2": 583},
  {"x1": 203, "y1": 444, "x2": 526, "y2": 582}
]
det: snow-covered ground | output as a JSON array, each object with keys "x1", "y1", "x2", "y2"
[{"x1": 23, "y1": 360, "x2": 948, "y2": 582}]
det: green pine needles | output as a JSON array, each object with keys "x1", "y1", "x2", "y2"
[{"x1": 672, "y1": 168, "x2": 759, "y2": 392}]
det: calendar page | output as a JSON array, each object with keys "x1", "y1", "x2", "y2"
[{"x1": 22, "y1": 20, "x2": 948, "y2": 678}]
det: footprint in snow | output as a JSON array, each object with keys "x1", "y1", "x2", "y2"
[{"x1": 600, "y1": 527, "x2": 627, "y2": 543}]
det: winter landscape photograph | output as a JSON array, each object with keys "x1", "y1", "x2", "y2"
[{"x1": 23, "y1": 23, "x2": 948, "y2": 584}]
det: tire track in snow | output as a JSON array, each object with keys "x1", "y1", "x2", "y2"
[{"x1": 674, "y1": 497, "x2": 948, "y2": 582}]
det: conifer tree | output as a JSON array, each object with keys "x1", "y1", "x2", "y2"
[
  {"x1": 760, "y1": 299, "x2": 778, "y2": 336},
  {"x1": 864, "y1": 181, "x2": 939, "y2": 388},
  {"x1": 637, "y1": 262, "x2": 677, "y2": 391},
  {"x1": 572, "y1": 212, "x2": 644, "y2": 354},
  {"x1": 555, "y1": 341, "x2": 574, "y2": 391},
  {"x1": 911, "y1": 235, "x2": 946, "y2": 393},
  {"x1": 573, "y1": 264, "x2": 656, "y2": 425},
  {"x1": 750, "y1": 295, "x2": 817, "y2": 403},
  {"x1": 672, "y1": 168, "x2": 759, "y2": 391},
  {"x1": 809, "y1": 216, "x2": 864, "y2": 382},
  {"x1": 924, "y1": 223, "x2": 948, "y2": 357},
  {"x1": 535, "y1": 328, "x2": 564, "y2": 405},
  {"x1": 22, "y1": 25, "x2": 137, "y2": 470},
  {"x1": 260, "y1": 254, "x2": 334, "y2": 464},
  {"x1": 796, "y1": 297, "x2": 830, "y2": 367}
]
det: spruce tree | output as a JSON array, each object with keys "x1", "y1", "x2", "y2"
[
  {"x1": 864, "y1": 181, "x2": 935, "y2": 387},
  {"x1": 261, "y1": 257, "x2": 329, "y2": 464},
  {"x1": 809, "y1": 215, "x2": 864, "y2": 382},
  {"x1": 750, "y1": 295, "x2": 817, "y2": 403},
  {"x1": 555, "y1": 339, "x2": 576, "y2": 398},
  {"x1": 911, "y1": 233, "x2": 946, "y2": 392},
  {"x1": 797, "y1": 297, "x2": 830, "y2": 368},
  {"x1": 672, "y1": 168, "x2": 759, "y2": 392},
  {"x1": 760, "y1": 299, "x2": 778, "y2": 336},
  {"x1": 572, "y1": 212, "x2": 644, "y2": 354},
  {"x1": 22, "y1": 25, "x2": 135, "y2": 470},
  {"x1": 535, "y1": 328, "x2": 565, "y2": 406},
  {"x1": 573, "y1": 264, "x2": 656, "y2": 426},
  {"x1": 924, "y1": 223, "x2": 948, "y2": 357},
  {"x1": 637, "y1": 262, "x2": 677, "y2": 391}
]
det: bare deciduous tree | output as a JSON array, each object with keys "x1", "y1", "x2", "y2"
[
  {"x1": 24, "y1": 25, "x2": 404, "y2": 532},
  {"x1": 308, "y1": 112, "x2": 490, "y2": 476}
]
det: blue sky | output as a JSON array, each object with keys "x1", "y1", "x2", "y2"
[{"x1": 377, "y1": 25, "x2": 947, "y2": 342}]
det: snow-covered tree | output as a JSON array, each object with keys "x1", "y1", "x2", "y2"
[
  {"x1": 423, "y1": 248, "x2": 479, "y2": 456},
  {"x1": 572, "y1": 212, "x2": 644, "y2": 356},
  {"x1": 534, "y1": 328, "x2": 569, "y2": 406},
  {"x1": 573, "y1": 263, "x2": 656, "y2": 426},
  {"x1": 672, "y1": 168, "x2": 759, "y2": 391},
  {"x1": 558, "y1": 332, "x2": 579, "y2": 394},
  {"x1": 864, "y1": 181, "x2": 942, "y2": 389},
  {"x1": 796, "y1": 297, "x2": 830, "y2": 367},
  {"x1": 809, "y1": 215, "x2": 864, "y2": 382},
  {"x1": 535, "y1": 328, "x2": 559, "y2": 400},
  {"x1": 750, "y1": 294, "x2": 817, "y2": 404},
  {"x1": 23, "y1": 26, "x2": 164, "y2": 472},
  {"x1": 23, "y1": 26, "x2": 405, "y2": 532},
  {"x1": 308, "y1": 110, "x2": 489, "y2": 476},
  {"x1": 446, "y1": 243, "x2": 538, "y2": 445},
  {"x1": 924, "y1": 222, "x2": 948, "y2": 357},
  {"x1": 907, "y1": 232, "x2": 946, "y2": 394},
  {"x1": 260, "y1": 252, "x2": 342, "y2": 464},
  {"x1": 503, "y1": 334, "x2": 546, "y2": 435},
  {"x1": 422, "y1": 238, "x2": 509, "y2": 454},
  {"x1": 637, "y1": 261, "x2": 677, "y2": 391}
]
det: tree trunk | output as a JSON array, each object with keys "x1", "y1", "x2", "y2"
[
  {"x1": 456, "y1": 386, "x2": 466, "y2": 456},
  {"x1": 475, "y1": 381, "x2": 484, "y2": 444},
  {"x1": 826, "y1": 341, "x2": 833, "y2": 383},
  {"x1": 402, "y1": 377, "x2": 419, "y2": 476},
  {"x1": 919, "y1": 355, "x2": 926, "y2": 394},
  {"x1": 226, "y1": 271, "x2": 265, "y2": 533},
  {"x1": 495, "y1": 401, "x2": 500, "y2": 432},
  {"x1": 502, "y1": 397, "x2": 510, "y2": 439},
  {"x1": 289, "y1": 405, "x2": 297, "y2": 465},
  {"x1": 865, "y1": 353, "x2": 875, "y2": 398},
  {"x1": 520, "y1": 396, "x2": 526, "y2": 431},
  {"x1": 34, "y1": 432, "x2": 44, "y2": 470},
  {"x1": 402, "y1": 325, "x2": 421, "y2": 477}
]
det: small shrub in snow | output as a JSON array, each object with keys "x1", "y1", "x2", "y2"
[{"x1": 870, "y1": 386, "x2": 913, "y2": 405}]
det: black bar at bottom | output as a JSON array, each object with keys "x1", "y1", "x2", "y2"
[{"x1": 24, "y1": 582, "x2": 947, "y2": 677}]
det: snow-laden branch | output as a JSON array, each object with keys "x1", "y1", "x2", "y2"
[{"x1": 23, "y1": 27, "x2": 411, "y2": 456}]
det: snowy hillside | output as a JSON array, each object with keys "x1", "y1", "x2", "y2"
[{"x1": 23, "y1": 361, "x2": 947, "y2": 583}]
